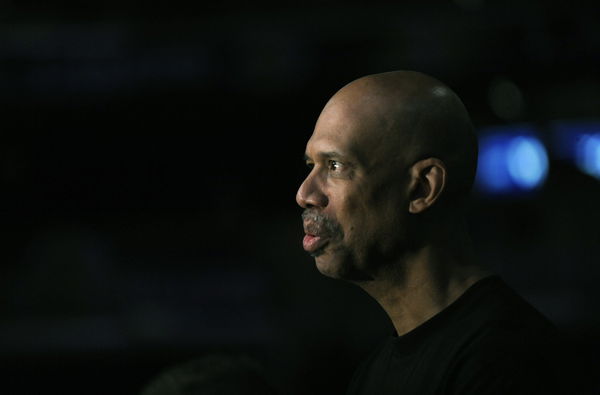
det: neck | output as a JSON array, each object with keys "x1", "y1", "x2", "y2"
[{"x1": 356, "y1": 227, "x2": 490, "y2": 336}]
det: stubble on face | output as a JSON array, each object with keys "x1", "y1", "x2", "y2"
[{"x1": 301, "y1": 208, "x2": 344, "y2": 257}]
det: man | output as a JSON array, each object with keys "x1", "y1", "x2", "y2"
[{"x1": 296, "y1": 71, "x2": 566, "y2": 394}]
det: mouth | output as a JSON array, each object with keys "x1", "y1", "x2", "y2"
[
  {"x1": 301, "y1": 210, "x2": 342, "y2": 257},
  {"x1": 302, "y1": 234, "x2": 329, "y2": 254}
]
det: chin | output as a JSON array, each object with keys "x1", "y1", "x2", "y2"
[
  {"x1": 315, "y1": 256, "x2": 344, "y2": 279},
  {"x1": 314, "y1": 251, "x2": 371, "y2": 281}
]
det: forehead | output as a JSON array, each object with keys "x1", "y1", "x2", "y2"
[
  {"x1": 306, "y1": 110, "x2": 357, "y2": 162},
  {"x1": 305, "y1": 95, "x2": 395, "y2": 163}
]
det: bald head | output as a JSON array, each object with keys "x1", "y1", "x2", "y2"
[
  {"x1": 321, "y1": 70, "x2": 478, "y2": 206},
  {"x1": 297, "y1": 71, "x2": 478, "y2": 278}
]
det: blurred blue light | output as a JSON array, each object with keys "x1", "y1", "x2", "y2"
[
  {"x1": 551, "y1": 121, "x2": 600, "y2": 180},
  {"x1": 576, "y1": 134, "x2": 600, "y2": 179},
  {"x1": 475, "y1": 126, "x2": 549, "y2": 195},
  {"x1": 507, "y1": 137, "x2": 549, "y2": 189}
]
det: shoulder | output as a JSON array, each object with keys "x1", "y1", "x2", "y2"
[
  {"x1": 445, "y1": 321, "x2": 567, "y2": 395},
  {"x1": 441, "y1": 277, "x2": 570, "y2": 394}
]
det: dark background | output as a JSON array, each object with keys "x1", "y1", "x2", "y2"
[{"x1": 0, "y1": 1, "x2": 599, "y2": 394}]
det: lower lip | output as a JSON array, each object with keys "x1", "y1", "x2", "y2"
[{"x1": 303, "y1": 234, "x2": 328, "y2": 253}]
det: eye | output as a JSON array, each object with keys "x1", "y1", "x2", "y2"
[{"x1": 328, "y1": 160, "x2": 342, "y2": 171}]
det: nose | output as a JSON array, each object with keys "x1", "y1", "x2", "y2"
[{"x1": 296, "y1": 171, "x2": 328, "y2": 209}]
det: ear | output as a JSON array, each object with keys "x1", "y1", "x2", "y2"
[{"x1": 408, "y1": 158, "x2": 446, "y2": 214}]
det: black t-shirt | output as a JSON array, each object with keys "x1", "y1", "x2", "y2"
[{"x1": 346, "y1": 275, "x2": 568, "y2": 394}]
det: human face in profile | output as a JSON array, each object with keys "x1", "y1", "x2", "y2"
[{"x1": 296, "y1": 92, "x2": 412, "y2": 281}]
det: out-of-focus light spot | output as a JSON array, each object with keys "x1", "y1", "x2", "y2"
[
  {"x1": 551, "y1": 121, "x2": 600, "y2": 180},
  {"x1": 576, "y1": 134, "x2": 600, "y2": 179},
  {"x1": 507, "y1": 137, "x2": 549, "y2": 189},
  {"x1": 477, "y1": 135, "x2": 512, "y2": 192},
  {"x1": 476, "y1": 126, "x2": 549, "y2": 195},
  {"x1": 488, "y1": 77, "x2": 524, "y2": 121}
]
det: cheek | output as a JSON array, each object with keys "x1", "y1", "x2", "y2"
[
  {"x1": 347, "y1": 185, "x2": 407, "y2": 244},
  {"x1": 335, "y1": 195, "x2": 378, "y2": 249},
  {"x1": 329, "y1": 180, "x2": 407, "y2": 241},
  {"x1": 333, "y1": 192, "x2": 362, "y2": 230}
]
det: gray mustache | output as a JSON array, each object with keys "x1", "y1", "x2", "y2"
[{"x1": 302, "y1": 209, "x2": 344, "y2": 238}]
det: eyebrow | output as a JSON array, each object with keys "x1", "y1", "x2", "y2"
[{"x1": 304, "y1": 151, "x2": 346, "y2": 162}]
